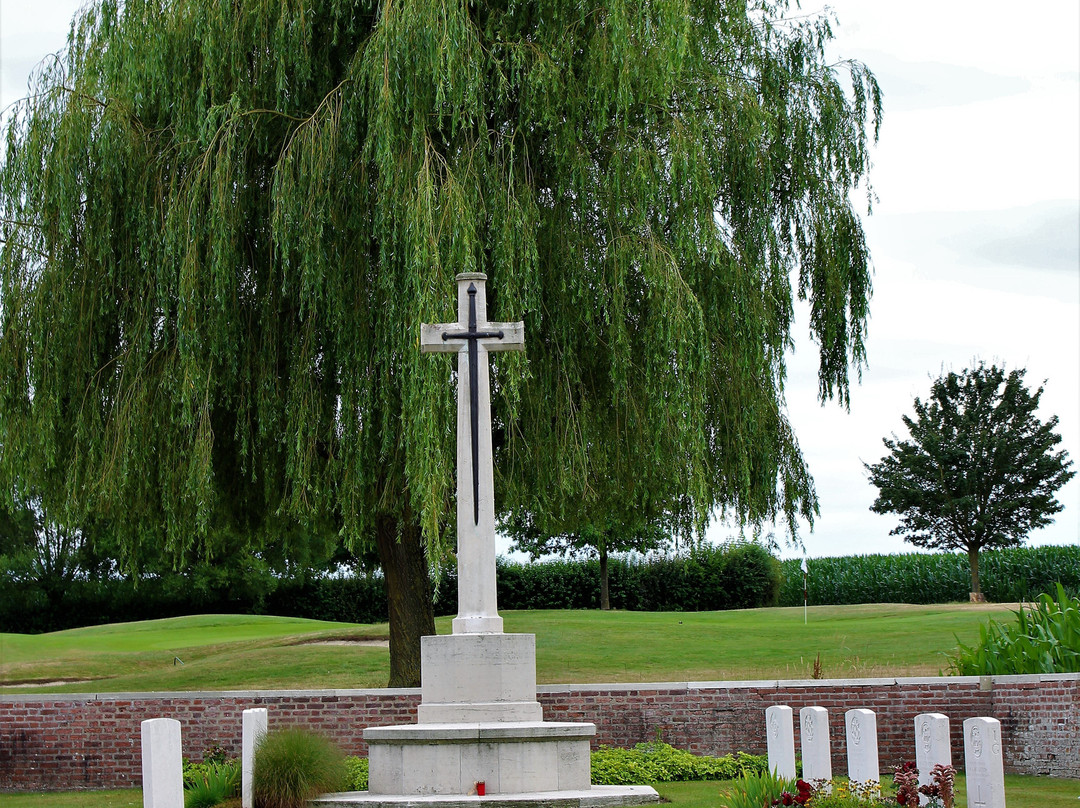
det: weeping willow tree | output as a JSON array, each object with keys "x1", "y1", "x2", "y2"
[{"x1": 0, "y1": 0, "x2": 880, "y2": 684}]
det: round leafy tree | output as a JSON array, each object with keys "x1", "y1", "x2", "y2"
[
  {"x1": 0, "y1": 0, "x2": 880, "y2": 684},
  {"x1": 866, "y1": 364, "x2": 1075, "y2": 598}
]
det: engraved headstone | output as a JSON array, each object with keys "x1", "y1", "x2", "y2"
[
  {"x1": 914, "y1": 713, "x2": 951, "y2": 806},
  {"x1": 800, "y1": 706, "x2": 832, "y2": 785},
  {"x1": 242, "y1": 708, "x2": 268, "y2": 808},
  {"x1": 845, "y1": 709, "x2": 880, "y2": 792},
  {"x1": 140, "y1": 718, "x2": 183, "y2": 808},
  {"x1": 765, "y1": 705, "x2": 796, "y2": 779},
  {"x1": 963, "y1": 717, "x2": 1005, "y2": 808}
]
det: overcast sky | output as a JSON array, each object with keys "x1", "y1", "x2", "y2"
[{"x1": 2, "y1": 1, "x2": 1078, "y2": 561}]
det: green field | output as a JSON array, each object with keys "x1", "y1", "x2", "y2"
[{"x1": 1, "y1": 603, "x2": 1020, "y2": 693}]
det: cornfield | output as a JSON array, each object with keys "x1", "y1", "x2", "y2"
[{"x1": 778, "y1": 546, "x2": 1080, "y2": 606}]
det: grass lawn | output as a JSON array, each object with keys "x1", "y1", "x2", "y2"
[
  {"x1": 0, "y1": 603, "x2": 1019, "y2": 693},
  {"x1": 7, "y1": 773, "x2": 1079, "y2": 807},
  {"x1": 658, "y1": 773, "x2": 1080, "y2": 808}
]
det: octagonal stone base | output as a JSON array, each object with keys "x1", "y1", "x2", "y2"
[
  {"x1": 364, "y1": 722, "x2": 594, "y2": 796},
  {"x1": 310, "y1": 785, "x2": 661, "y2": 808}
]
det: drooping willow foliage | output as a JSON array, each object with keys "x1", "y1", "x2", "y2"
[{"x1": 0, "y1": 0, "x2": 880, "y2": 569}]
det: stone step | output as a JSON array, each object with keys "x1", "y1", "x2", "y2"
[{"x1": 310, "y1": 785, "x2": 660, "y2": 808}]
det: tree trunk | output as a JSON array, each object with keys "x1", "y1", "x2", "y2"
[
  {"x1": 967, "y1": 544, "x2": 983, "y2": 600},
  {"x1": 375, "y1": 514, "x2": 436, "y2": 688},
  {"x1": 599, "y1": 543, "x2": 610, "y2": 611}
]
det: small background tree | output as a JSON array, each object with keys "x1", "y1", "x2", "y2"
[
  {"x1": 866, "y1": 363, "x2": 1075, "y2": 599},
  {"x1": 500, "y1": 511, "x2": 671, "y2": 610}
]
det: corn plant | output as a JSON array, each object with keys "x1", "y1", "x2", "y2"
[{"x1": 949, "y1": 584, "x2": 1080, "y2": 675}]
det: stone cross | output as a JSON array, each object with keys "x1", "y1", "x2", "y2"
[
  {"x1": 914, "y1": 713, "x2": 951, "y2": 806},
  {"x1": 800, "y1": 706, "x2": 832, "y2": 785},
  {"x1": 845, "y1": 708, "x2": 880, "y2": 792},
  {"x1": 765, "y1": 705, "x2": 796, "y2": 779},
  {"x1": 422, "y1": 273, "x2": 525, "y2": 635},
  {"x1": 963, "y1": 717, "x2": 1005, "y2": 808},
  {"x1": 140, "y1": 718, "x2": 183, "y2": 808}
]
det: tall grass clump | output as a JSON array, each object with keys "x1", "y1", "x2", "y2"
[
  {"x1": 252, "y1": 727, "x2": 348, "y2": 808},
  {"x1": 778, "y1": 545, "x2": 1080, "y2": 606},
  {"x1": 718, "y1": 769, "x2": 800, "y2": 808},
  {"x1": 184, "y1": 759, "x2": 240, "y2": 808},
  {"x1": 949, "y1": 584, "x2": 1080, "y2": 675}
]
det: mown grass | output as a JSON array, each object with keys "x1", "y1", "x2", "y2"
[
  {"x1": 0, "y1": 603, "x2": 1019, "y2": 694},
  {"x1": 6, "y1": 772, "x2": 1078, "y2": 807}
]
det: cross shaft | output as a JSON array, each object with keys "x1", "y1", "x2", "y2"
[{"x1": 420, "y1": 273, "x2": 524, "y2": 634}]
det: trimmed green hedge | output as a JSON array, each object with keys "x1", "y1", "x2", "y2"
[
  {"x1": 777, "y1": 545, "x2": 1080, "y2": 606},
  {"x1": 3, "y1": 543, "x2": 1076, "y2": 633},
  {"x1": 591, "y1": 742, "x2": 766, "y2": 784}
]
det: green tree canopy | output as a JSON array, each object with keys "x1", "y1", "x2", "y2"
[
  {"x1": 0, "y1": 0, "x2": 880, "y2": 684},
  {"x1": 866, "y1": 364, "x2": 1075, "y2": 597}
]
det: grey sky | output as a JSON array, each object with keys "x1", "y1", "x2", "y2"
[{"x1": 2, "y1": 0, "x2": 1077, "y2": 561}]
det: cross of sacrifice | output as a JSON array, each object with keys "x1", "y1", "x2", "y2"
[{"x1": 421, "y1": 273, "x2": 524, "y2": 635}]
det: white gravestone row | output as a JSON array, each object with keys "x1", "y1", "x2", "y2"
[
  {"x1": 765, "y1": 707, "x2": 1006, "y2": 806},
  {"x1": 139, "y1": 708, "x2": 269, "y2": 808}
]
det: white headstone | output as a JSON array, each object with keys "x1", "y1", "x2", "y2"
[
  {"x1": 140, "y1": 718, "x2": 183, "y2": 808},
  {"x1": 845, "y1": 708, "x2": 880, "y2": 791},
  {"x1": 765, "y1": 705, "x2": 796, "y2": 779},
  {"x1": 421, "y1": 273, "x2": 525, "y2": 635},
  {"x1": 242, "y1": 707, "x2": 268, "y2": 808},
  {"x1": 963, "y1": 717, "x2": 1005, "y2": 808},
  {"x1": 800, "y1": 706, "x2": 832, "y2": 785},
  {"x1": 914, "y1": 713, "x2": 951, "y2": 806}
]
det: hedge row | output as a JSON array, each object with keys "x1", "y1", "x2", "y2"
[
  {"x1": 0, "y1": 543, "x2": 780, "y2": 633},
  {"x1": 777, "y1": 545, "x2": 1080, "y2": 607},
  {"x1": 3, "y1": 544, "x2": 1076, "y2": 633}
]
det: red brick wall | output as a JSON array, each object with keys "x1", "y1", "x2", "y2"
[{"x1": 1, "y1": 674, "x2": 1076, "y2": 791}]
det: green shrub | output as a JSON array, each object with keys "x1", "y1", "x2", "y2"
[
  {"x1": 949, "y1": 583, "x2": 1080, "y2": 675},
  {"x1": 590, "y1": 742, "x2": 765, "y2": 785},
  {"x1": 252, "y1": 727, "x2": 348, "y2": 808},
  {"x1": 345, "y1": 756, "x2": 369, "y2": 790},
  {"x1": 184, "y1": 759, "x2": 240, "y2": 808}
]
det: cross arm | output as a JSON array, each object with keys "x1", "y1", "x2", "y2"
[
  {"x1": 419, "y1": 321, "x2": 526, "y2": 353},
  {"x1": 420, "y1": 323, "x2": 460, "y2": 353},
  {"x1": 482, "y1": 321, "x2": 525, "y2": 352}
]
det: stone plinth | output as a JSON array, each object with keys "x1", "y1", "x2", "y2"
[
  {"x1": 419, "y1": 634, "x2": 542, "y2": 723},
  {"x1": 311, "y1": 786, "x2": 660, "y2": 808},
  {"x1": 364, "y1": 722, "x2": 595, "y2": 796}
]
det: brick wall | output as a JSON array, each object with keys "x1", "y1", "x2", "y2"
[{"x1": 1, "y1": 674, "x2": 1076, "y2": 791}]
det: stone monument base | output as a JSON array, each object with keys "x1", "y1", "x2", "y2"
[
  {"x1": 419, "y1": 634, "x2": 542, "y2": 724},
  {"x1": 364, "y1": 722, "x2": 594, "y2": 795},
  {"x1": 311, "y1": 785, "x2": 660, "y2": 808}
]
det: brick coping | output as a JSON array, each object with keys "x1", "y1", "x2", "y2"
[{"x1": 3, "y1": 672, "x2": 1076, "y2": 703}]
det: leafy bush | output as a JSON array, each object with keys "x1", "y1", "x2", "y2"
[
  {"x1": 252, "y1": 727, "x2": 348, "y2": 808},
  {"x1": 184, "y1": 759, "x2": 240, "y2": 808},
  {"x1": 948, "y1": 583, "x2": 1080, "y2": 675},
  {"x1": 590, "y1": 742, "x2": 765, "y2": 784},
  {"x1": 345, "y1": 756, "x2": 369, "y2": 790},
  {"x1": 778, "y1": 545, "x2": 1080, "y2": 607}
]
